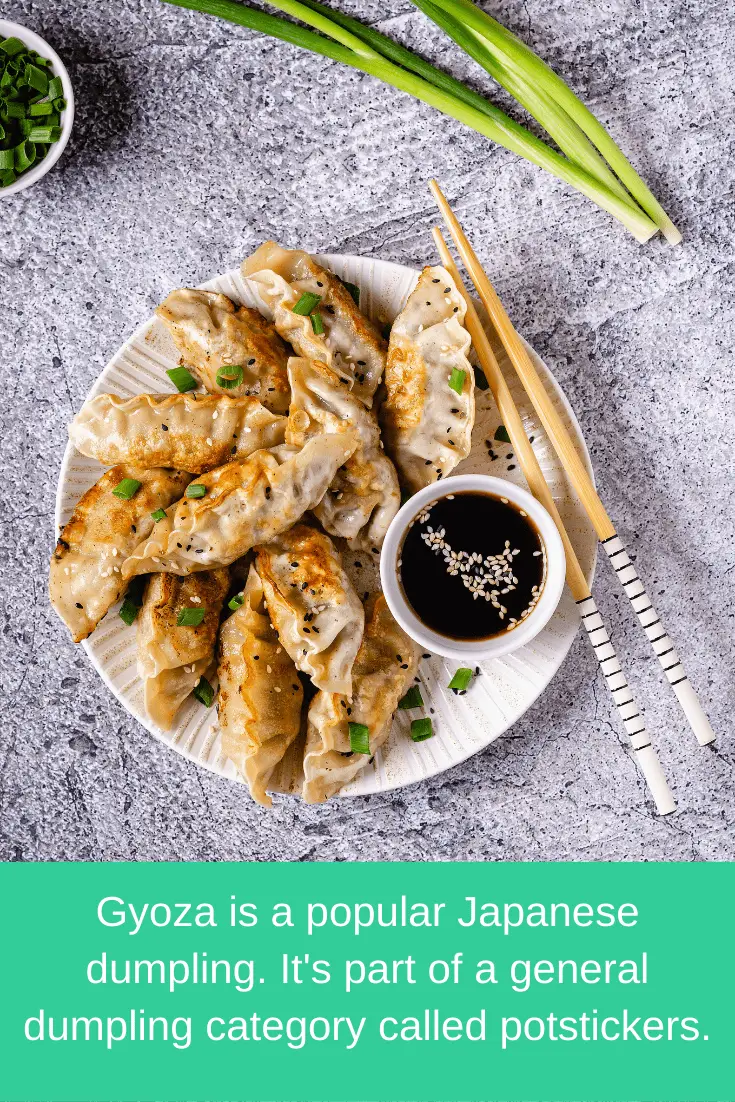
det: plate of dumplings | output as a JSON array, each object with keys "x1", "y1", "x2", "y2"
[{"x1": 51, "y1": 243, "x2": 597, "y2": 806}]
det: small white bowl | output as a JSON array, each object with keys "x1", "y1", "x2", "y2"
[
  {"x1": 0, "y1": 19, "x2": 74, "y2": 199},
  {"x1": 380, "y1": 474, "x2": 566, "y2": 662}
]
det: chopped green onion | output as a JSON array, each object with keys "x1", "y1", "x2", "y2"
[
  {"x1": 28, "y1": 100, "x2": 53, "y2": 116},
  {"x1": 193, "y1": 677, "x2": 215, "y2": 707},
  {"x1": 292, "y1": 291, "x2": 322, "y2": 315},
  {"x1": 341, "y1": 279, "x2": 360, "y2": 305},
  {"x1": 119, "y1": 598, "x2": 140, "y2": 626},
  {"x1": 228, "y1": 592, "x2": 245, "y2": 611},
  {"x1": 177, "y1": 607, "x2": 206, "y2": 627},
  {"x1": 348, "y1": 721, "x2": 371, "y2": 755},
  {"x1": 0, "y1": 169, "x2": 16, "y2": 187},
  {"x1": 47, "y1": 75, "x2": 63, "y2": 99},
  {"x1": 27, "y1": 125, "x2": 61, "y2": 143},
  {"x1": 53, "y1": 97, "x2": 67, "y2": 111},
  {"x1": 448, "y1": 367, "x2": 466, "y2": 395},
  {"x1": 494, "y1": 424, "x2": 511, "y2": 443},
  {"x1": 150, "y1": 508, "x2": 167, "y2": 521},
  {"x1": 410, "y1": 717, "x2": 434, "y2": 742},
  {"x1": 310, "y1": 311, "x2": 324, "y2": 335},
  {"x1": 166, "y1": 365, "x2": 198, "y2": 392},
  {"x1": 474, "y1": 367, "x2": 490, "y2": 391},
  {"x1": 24, "y1": 63, "x2": 48, "y2": 94},
  {"x1": 448, "y1": 667, "x2": 473, "y2": 691},
  {"x1": 118, "y1": 577, "x2": 147, "y2": 626},
  {"x1": 4, "y1": 101, "x2": 27, "y2": 118},
  {"x1": 0, "y1": 37, "x2": 26, "y2": 57},
  {"x1": 112, "y1": 477, "x2": 142, "y2": 500},
  {"x1": 216, "y1": 363, "x2": 244, "y2": 389},
  {"x1": 0, "y1": 149, "x2": 14, "y2": 171},
  {"x1": 185, "y1": 483, "x2": 207, "y2": 499},
  {"x1": 398, "y1": 685, "x2": 424, "y2": 709}
]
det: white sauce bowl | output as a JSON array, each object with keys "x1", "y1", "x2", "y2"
[{"x1": 380, "y1": 474, "x2": 566, "y2": 661}]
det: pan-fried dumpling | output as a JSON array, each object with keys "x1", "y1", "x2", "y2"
[
  {"x1": 218, "y1": 565, "x2": 304, "y2": 807},
  {"x1": 156, "y1": 288, "x2": 290, "y2": 414},
  {"x1": 137, "y1": 568, "x2": 230, "y2": 730},
  {"x1": 380, "y1": 265, "x2": 474, "y2": 492},
  {"x1": 50, "y1": 466, "x2": 191, "y2": 643},
  {"x1": 303, "y1": 595, "x2": 419, "y2": 803},
  {"x1": 241, "y1": 242, "x2": 387, "y2": 407},
  {"x1": 286, "y1": 357, "x2": 400, "y2": 549},
  {"x1": 69, "y1": 393, "x2": 286, "y2": 474},
  {"x1": 122, "y1": 432, "x2": 358, "y2": 579},
  {"x1": 256, "y1": 524, "x2": 364, "y2": 697}
]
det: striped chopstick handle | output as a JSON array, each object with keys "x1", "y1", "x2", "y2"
[
  {"x1": 577, "y1": 595, "x2": 676, "y2": 815},
  {"x1": 602, "y1": 535, "x2": 715, "y2": 746}
]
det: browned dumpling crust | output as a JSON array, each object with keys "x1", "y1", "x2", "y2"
[
  {"x1": 50, "y1": 465, "x2": 192, "y2": 643},
  {"x1": 218, "y1": 565, "x2": 304, "y2": 807},
  {"x1": 156, "y1": 288, "x2": 290, "y2": 414},
  {"x1": 303, "y1": 595, "x2": 419, "y2": 803},
  {"x1": 138, "y1": 568, "x2": 230, "y2": 730}
]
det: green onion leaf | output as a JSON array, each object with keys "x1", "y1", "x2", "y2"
[
  {"x1": 193, "y1": 677, "x2": 215, "y2": 707},
  {"x1": 494, "y1": 424, "x2": 511, "y2": 443},
  {"x1": 118, "y1": 577, "x2": 147, "y2": 626},
  {"x1": 448, "y1": 367, "x2": 466, "y2": 395},
  {"x1": 119, "y1": 598, "x2": 140, "y2": 626},
  {"x1": 177, "y1": 607, "x2": 206, "y2": 627},
  {"x1": 166, "y1": 365, "x2": 198, "y2": 392},
  {"x1": 0, "y1": 168, "x2": 16, "y2": 187},
  {"x1": 292, "y1": 291, "x2": 322, "y2": 315},
  {"x1": 0, "y1": 149, "x2": 14, "y2": 171},
  {"x1": 309, "y1": 311, "x2": 324, "y2": 335},
  {"x1": 398, "y1": 685, "x2": 424, "y2": 709},
  {"x1": 448, "y1": 667, "x2": 473, "y2": 691},
  {"x1": 348, "y1": 721, "x2": 371, "y2": 754},
  {"x1": 150, "y1": 508, "x2": 167, "y2": 521},
  {"x1": 112, "y1": 477, "x2": 142, "y2": 500},
  {"x1": 28, "y1": 100, "x2": 53, "y2": 116},
  {"x1": 185, "y1": 483, "x2": 207, "y2": 499},
  {"x1": 47, "y1": 75, "x2": 63, "y2": 99},
  {"x1": 410, "y1": 717, "x2": 434, "y2": 742},
  {"x1": 24, "y1": 63, "x2": 48, "y2": 94},
  {"x1": 341, "y1": 280, "x2": 360, "y2": 305},
  {"x1": 27, "y1": 125, "x2": 61, "y2": 143},
  {"x1": 0, "y1": 37, "x2": 27, "y2": 57},
  {"x1": 4, "y1": 102, "x2": 27, "y2": 118},
  {"x1": 215, "y1": 363, "x2": 244, "y2": 389},
  {"x1": 228, "y1": 592, "x2": 245, "y2": 611},
  {"x1": 474, "y1": 367, "x2": 490, "y2": 391}
]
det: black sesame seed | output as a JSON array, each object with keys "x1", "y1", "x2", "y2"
[
  {"x1": 312, "y1": 626, "x2": 320, "y2": 633},
  {"x1": 507, "y1": 464, "x2": 516, "y2": 471},
  {"x1": 425, "y1": 459, "x2": 432, "y2": 465},
  {"x1": 400, "y1": 663, "x2": 408, "y2": 669},
  {"x1": 131, "y1": 524, "x2": 136, "y2": 533},
  {"x1": 371, "y1": 548, "x2": 379, "y2": 555},
  {"x1": 75, "y1": 602, "x2": 83, "y2": 609},
  {"x1": 304, "y1": 627, "x2": 311, "y2": 634},
  {"x1": 430, "y1": 707, "x2": 435, "y2": 714},
  {"x1": 316, "y1": 280, "x2": 323, "y2": 287},
  {"x1": 161, "y1": 424, "x2": 168, "y2": 431},
  {"x1": 422, "y1": 653, "x2": 431, "y2": 659},
  {"x1": 195, "y1": 549, "x2": 204, "y2": 554},
  {"x1": 506, "y1": 453, "x2": 513, "y2": 460},
  {"x1": 291, "y1": 562, "x2": 299, "y2": 568},
  {"x1": 301, "y1": 582, "x2": 308, "y2": 590},
  {"x1": 529, "y1": 435, "x2": 535, "y2": 443},
  {"x1": 425, "y1": 300, "x2": 431, "y2": 306},
  {"x1": 254, "y1": 655, "x2": 260, "y2": 660},
  {"x1": 346, "y1": 707, "x2": 352, "y2": 716},
  {"x1": 444, "y1": 286, "x2": 451, "y2": 293},
  {"x1": 453, "y1": 306, "x2": 459, "y2": 313},
  {"x1": 396, "y1": 654, "x2": 403, "y2": 661},
  {"x1": 432, "y1": 278, "x2": 440, "y2": 283},
  {"x1": 248, "y1": 358, "x2": 255, "y2": 365}
]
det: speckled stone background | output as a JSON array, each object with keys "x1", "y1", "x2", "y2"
[{"x1": 1, "y1": 0, "x2": 733, "y2": 862}]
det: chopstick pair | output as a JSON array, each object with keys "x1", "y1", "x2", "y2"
[{"x1": 430, "y1": 180, "x2": 716, "y2": 813}]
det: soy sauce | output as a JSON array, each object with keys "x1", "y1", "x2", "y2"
[{"x1": 398, "y1": 491, "x2": 546, "y2": 641}]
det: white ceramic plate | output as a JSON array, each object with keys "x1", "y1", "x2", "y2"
[{"x1": 55, "y1": 255, "x2": 597, "y2": 798}]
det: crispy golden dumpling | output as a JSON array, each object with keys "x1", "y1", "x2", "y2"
[
  {"x1": 380, "y1": 265, "x2": 474, "y2": 492},
  {"x1": 68, "y1": 393, "x2": 286, "y2": 474},
  {"x1": 50, "y1": 465, "x2": 191, "y2": 643},
  {"x1": 218, "y1": 565, "x2": 304, "y2": 807},
  {"x1": 242, "y1": 242, "x2": 387, "y2": 407},
  {"x1": 137, "y1": 568, "x2": 230, "y2": 730},
  {"x1": 121, "y1": 433, "x2": 358, "y2": 579},
  {"x1": 303, "y1": 595, "x2": 419, "y2": 803},
  {"x1": 286, "y1": 357, "x2": 400, "y2": 549},
  {"x1": 256, "y1": 524, "x2": 364, "y2": 697},
  {"x1": 156, "y1": 288, "x2": 290, "y2": 413}
]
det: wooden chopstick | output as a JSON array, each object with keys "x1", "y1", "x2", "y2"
[
  {"x1": 432, "y1": 226, "x2": 676, "y2": 816},
  {"x1": 430, "y1": 178, "x2": 716, "y2": 750}
]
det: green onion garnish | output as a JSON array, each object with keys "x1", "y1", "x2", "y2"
[
  {"x1": 24, "y1": 63, "x2": 48, "y2": 94},
  {"x1": 398, "y1": 685, "x2": 424, "y2": 709},
  {"x1": 0, "y1": 33, "x2": 68, "y2": 189},
  {"x1": 215, "y1": 363, "x2": 244, "y2": 389},
  {"x1": 292, "y1": 291, "x2": 322, "y2": 315},
  {"x1": 448, "y1": 367, "x2": 466, "y2": 395},
  {"x1": 28, "y1": 100, "x2": 53, "y2": 116},
  {"x1": 47, "y1": 75, "x2": 63, "y2": 100},
  {"x1": 342, "y1": 280, "x2": 360, "y2": 305},
  {"x1": 150, "y1": 508, "x2": 167, "y2": 521},
  {"x1": 14, "y1": 140, "x2": 35, "y2": 172},
  {"x1": 177, "y1": 607, "x2": 206, "y2": 627},
  {"x1": 118, "y1": 576, "x2": 147, "y2": 626},
  {"x1": 410, "y1": 717, "x2": 433, "y2": 742},
  {"x1": 228, "y1": 592, "x2": 245, "y2": 611},
  {"x1": 348, "y1": 721, "x2": 370, "y2": 755},
  {"x1": 119, "y1": 599, "x2": 140, "y2": 626},
  {"x1": 185, "y1": 483, "x2": 207, "y2": 499},
  {"x1": 494, "y1": 424, "x2": 511, "y2": 443},
  {"x1": 26, "y1": 125, "x2": 61, "y2": 143},
  {"x1": 112, "y1": 478, "x2": 142, "y2": 500},
  {"x1": 166, "y1": 365, "x2": 198, "y2": 392},
  {"x1": 193, "y1": 677, "x2": 215, "y2": 707},
  {"x1": 474, "y1": 367, "x2": 489, "y2": 391},
  {"x1": 448, "y1": 667, "x2": 473, "y2": 691},
  {"x1": 1, "y1": 37, "x2": 26, "y2": 57},
  {"x1": 310, "y1": 311, "x2": 324, "y2": 335}
]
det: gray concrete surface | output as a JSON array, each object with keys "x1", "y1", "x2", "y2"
[{"x1": 1, "y1": 0, "x2": 733, "y2": 862}]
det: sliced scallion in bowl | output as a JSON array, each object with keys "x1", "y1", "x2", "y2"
[{"x1": 0, "y1": 34, "x2": 65, "y2": 189}]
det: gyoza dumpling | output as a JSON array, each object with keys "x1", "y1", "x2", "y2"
[
  {"x1": 218, "y1": 565, "x2": 304, "y2": 807},
  {"x1": 156, "y1": 288, "x2": 290, "y2": 413},
  {"x1": 303, "y1": 595, "x2": 419, "y2": 803},
  {"x1": 121, "y1": 433, "x2": 358, "y2": 579},
  {"x1": 69, "y1": 393, "x2": 286, "y2": 474},
  {"x1": 50, "y1": 466, "x2": 191, "y2": 643},
  {"x1": 286, "y1": 357, "x2": 400, "y2": 549},
  {"x1": 256, "y1": 524, "x2": 364, "y2": 697},
  {"x1": 137, "y1": 568, "x2": 230, "y2": 730},
  {"x1": 241, "y1": 242, "x2": 387, "y2": 407},
  {"x1": 380, "y1": 265, "x2": 474, "y2": 492}
]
